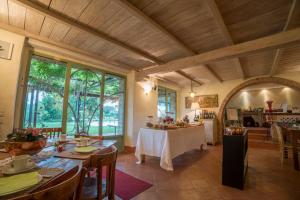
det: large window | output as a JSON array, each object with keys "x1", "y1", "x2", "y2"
[
  {"x1": 23, "y1": 56, "x2": 66, "y2": 128},
  {"x1": 23, "y1": 55, "x2": 125, "y2": 136},
  {"x1": 157, "y1": 86, "x2": 177, "y2": 119}
]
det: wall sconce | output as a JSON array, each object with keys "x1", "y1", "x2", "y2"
[{"x1": 138, "y1": 79, "x2": 156, "y2": 95}]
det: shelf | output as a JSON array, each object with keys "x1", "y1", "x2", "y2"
[{"x1": 263, "y1": 112, "x2": 300, "y2": 115}]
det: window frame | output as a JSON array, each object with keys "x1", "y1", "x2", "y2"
[
  {"x1": 19, "y1": 51, "x2": 127, "y2": 137},
  {"x1": 157, "y1": 86, "x2": 177, "y2": 119}
]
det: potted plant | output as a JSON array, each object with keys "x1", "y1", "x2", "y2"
[{"x1": 4, "y1": 128, "x2": 47, "y2": 156}]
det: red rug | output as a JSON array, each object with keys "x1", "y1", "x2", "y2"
[
  {"x1": 114, "y1": 169, "x2": 152, "y2": 200},
  {"x1": 95, "y1": 169, "x2": 152, "y2": 200}
]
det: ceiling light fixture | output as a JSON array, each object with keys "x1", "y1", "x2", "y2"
[{"x1": 190, "y1": 80, "x2": 195, "y2": 97}]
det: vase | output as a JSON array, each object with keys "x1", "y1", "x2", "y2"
[{"x1": 266, "y1": 101, "x2": 273, "y2": 112}]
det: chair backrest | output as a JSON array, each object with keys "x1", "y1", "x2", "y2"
[
  {"x1": 90, "y1": 145, "x2": 118, "y2": 199},
  {"x1": 41, "y1": 128, "x2": 63, "y2": 139},
  {"x1": 270, "y1": 124, "x2": 279, "y2": 142},
  {"x1": 91, "y1": 145, "x2": 118, "y2": 167},
  {"x1": 84, "y1": 135, "x2": 104, "y2": 140},
  {"x1": 274, "y1": 124, "x2": 284, "y2": 146},
  {"x1": 11, "y1": 165, "x2": 86, "y2": 200}
]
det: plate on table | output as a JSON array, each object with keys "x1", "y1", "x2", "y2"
[
  {"x1": 2, "y1": 162, "x2": 37, "y2": 175},
  {"x1": 0, "y1": 173, "x2": 42, "y2": 196},
  {"x1": 74, "y1": 146, "x2": 98, "y2": 153}
]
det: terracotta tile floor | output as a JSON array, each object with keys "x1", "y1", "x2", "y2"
[{"x1": 116, "y1": 145, "x2": 300, "y2": 200}]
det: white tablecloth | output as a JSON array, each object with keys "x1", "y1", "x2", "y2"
[{"x1": 135, "y1": 126, "x2": 207, "y2": 171}]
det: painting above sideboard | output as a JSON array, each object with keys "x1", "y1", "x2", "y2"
[{"x1": 185, "y1": 94, "x2": 218, "y2": 109}]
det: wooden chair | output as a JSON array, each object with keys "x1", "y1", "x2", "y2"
[
  {"x1": 81, "y1": 145, "x2": 118, "y2": 200},
  {"x1": 275, "y1": 124, "x2": 300, "y2": 164},
  {"x1": 14, "y1": 128, "x2": 62, "y2": 139},
  {"x1": 41, "y1": 128, "x2": 63, "y2": 139},
  {"x1": 84, "y1": 135, "x2": 104, "y2": 141},
  {"x1": 10, "y1": 165, "x2": 87, "y2": 200},
  {"x1": 270, "y1": 124, "x2": 279, "y2": 142}
]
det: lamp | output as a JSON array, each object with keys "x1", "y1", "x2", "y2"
[
  {"x1": 138, "y1": 79, "x2": 156, "y2": 95},
  {"x1": 189, "y1": 80, "x2": 195, "y2": 97},
  {"x1": 191, "y1": 102, "x2": 200, "y2": 121},
  {"x1": 143, "y1": 81, "x2": 152, "y2": 95}
]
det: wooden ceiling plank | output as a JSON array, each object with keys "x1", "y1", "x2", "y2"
[
  {"x1": 270, "y1": 0, "x2": 299, "y2": 76},
  {"x1": 175, "y1": 70, "x2": 203, "y2": 85},
  {"x1": 155, "y1": 76, "x2": 182, "y2": 88},
  {"x1": 34, "y1": 0, "x2": 51, "y2": 7},
  {"x1": 61, "y1": 0, "x2": 92, "y2": 20},
  {"x1": 39, "y1": 16, "x2": 55, "y2": 37},
  {"x1": 0, "y1": 0, "x2": 9, "y2": 23},
  {"x1": 112, "y1": 0, "x2": 196, "y2": 55},
  {"x1": 113, "y1": 0, "x2": 223, "y2": 82},
  {"x1": 205, "y1": 64, "x2": 223, "y2": 82},
  {"x1": 205, "y1": 0, "x2": 245, "y2": 79},
  {"x1": 12, "y1": 0, "x2": 159, "y2": 64},
  {"x1": 137, "y1": 27, "x2": 300, "y2": 77},
  {"x1": 25, "y1": 9, "x2": 44, "y2": 34},
  {"x1": 0, "y1": 21, "x2": 135, "y2": 71},
  {"x1": 8, "y1": 0, "x2": 26, "y2": 28}
]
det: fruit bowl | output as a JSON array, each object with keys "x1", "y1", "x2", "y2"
[{"x1": 4, "y1": 138, "x2": 47, "y2": 156}]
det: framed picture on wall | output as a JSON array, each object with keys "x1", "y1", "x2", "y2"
[
  {"x1": 0, "y1": 40, "x2": 14, "y2": 60},
  {"x1": 185, "y1": 94, "x2": 218, "y2": 109}
]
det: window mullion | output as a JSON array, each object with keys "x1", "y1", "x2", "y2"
[
  {"x1": 99, "y1": 73, "x2": 105, "y2": 136},
  {"x1": 62, "y1": 63, "x2": 71, "y2": 134}
]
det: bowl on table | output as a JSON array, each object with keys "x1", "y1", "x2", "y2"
[{"x1": 4, "y1": 138, "x2": 47, "y2": 156}]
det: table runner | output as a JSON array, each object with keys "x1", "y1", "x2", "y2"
[{"x1": 135, "y1": 126, "x2": 207, "y2": 170}]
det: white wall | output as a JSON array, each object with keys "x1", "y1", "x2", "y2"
[
  {"x1": 227, "y1": 87, "x2": 300, "y2": 110},
  {"x1": 180, "y1": 73, "x2": 300, "y2": 121},
  {"x1": 180, "y1": 79, "x2": 243, "y2": 121},
  {"x1": 0, "y1": 29, "x2": 25, "y2": 139},
  {"x1": 125, "y1": 72, "x2": 182, "y2": 147}
]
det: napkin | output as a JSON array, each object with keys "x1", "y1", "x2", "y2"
[
  {"x1": 74, "y1": 146, "x2": 97, "y2": 153},
  {"x1": 0, "y1": 172, "x2": 40, "y2": 196}
]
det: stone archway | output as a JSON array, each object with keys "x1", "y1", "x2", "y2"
[{"x1": 217, "y1": 76, "x2": 300, "y2": 142}]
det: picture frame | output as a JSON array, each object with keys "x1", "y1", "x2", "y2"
[
  {"x1": 185, "y1": 94, "x2": 218, "y2": 109},
  {"x1": 0, "y1": 40, "x2": 14, "y2": 60}
]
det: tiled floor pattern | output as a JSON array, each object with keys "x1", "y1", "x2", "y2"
[{"x1": 116, "y1": 145, "x2": 300, "y2": 200}]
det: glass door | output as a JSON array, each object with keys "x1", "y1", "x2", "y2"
[
  {"x1": 66, "y1": 68, "x2": 103, "y2": 136},
  {"x1": 102, "y1": 74, "x2": 125, "y2": 136}
]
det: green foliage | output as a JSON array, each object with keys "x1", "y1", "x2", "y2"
[
  {"x1": 29, "y1": 58, "x2": 66, "y2": 90},
  {"x1": 23, "y1": 56, "x2": 125, "y2": 135}
]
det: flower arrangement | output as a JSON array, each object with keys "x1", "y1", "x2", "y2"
[
  {"x1": 4, "y1": 128, "x2": 47, "y2": 156},
  {"x1": 6, "y1": 128, "x2": 46, "y2": 142}
]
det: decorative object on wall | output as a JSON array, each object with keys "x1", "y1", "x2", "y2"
[
  {"x1": 185, "y1": 94, "x2": 218, "y2": 108},
  {"x1": 226, "y1": 108, "x2": 239, "y2": 121},
  {"x1": 0, "y1": 40, "x2": 14, "y2": 60}
]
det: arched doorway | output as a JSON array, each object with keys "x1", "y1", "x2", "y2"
[{"x1": 217, "y1": 76, "x2": 300, "y2": 141}]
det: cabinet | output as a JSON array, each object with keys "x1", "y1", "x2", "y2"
[
  {"x1": 204, "y1": 119, "x2": 217, "y2": 145},
  {"x1": 222, "y1": 130, "x2": 248, "y2": 189}
]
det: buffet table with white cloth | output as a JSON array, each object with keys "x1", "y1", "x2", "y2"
[{"x1": 135, "y1": 126, "x2": 207, "y2": 171}]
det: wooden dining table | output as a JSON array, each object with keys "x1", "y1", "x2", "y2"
[
  {"x1": 280, "y1": 126, "x2": 300, "y2": 170},
  {"x1": 0, "y1": 139, "x2": 116, "y2": 199}
]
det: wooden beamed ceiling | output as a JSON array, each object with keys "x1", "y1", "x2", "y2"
[
  {"x1": 138, "y1": 27, "x2": 300, "y2": 77},
  {"x1": 0, "y1": 0, "x2": 299, "y2": 86},
  {"x1": 270, "y1": 0, "x2": 300, "y2": 76}
]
